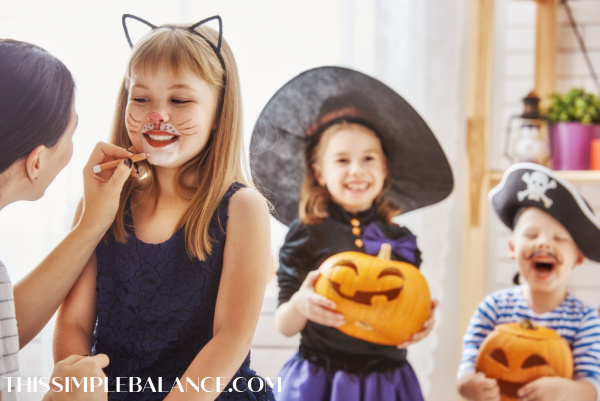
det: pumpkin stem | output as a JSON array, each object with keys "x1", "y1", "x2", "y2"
[
  {"x1": 519, "y1": 319, "x2": 538, "y2": 330},
  {"x1": 377, "y1": 243, "x2": 392, "y2": 261}
]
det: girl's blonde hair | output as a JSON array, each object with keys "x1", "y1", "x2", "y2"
[
  {"x1": 109, "y1": 23, "x2": 252, "y2": 260},
  {"x1": 298, "y1": 121, "x2": 401, "y2": 224}
]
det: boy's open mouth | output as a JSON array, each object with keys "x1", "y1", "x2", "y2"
[
  {"x1": 534, "y1": 261, "x2": 554, "y2": 272},
  {"x1": 530, "y1": 252, "x2": 557, "y2": 276}
]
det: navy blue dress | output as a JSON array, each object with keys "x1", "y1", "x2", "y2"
[{"x1": 93, "y1": 183, "x2": 275, "y2": 401}]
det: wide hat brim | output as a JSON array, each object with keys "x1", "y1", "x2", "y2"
[
  {"x1": 250, "y1": 66, "x2": 454, "y2": 226},
  {"x1": 489, "y1": 162, "x2": 600, "y2": 262}
]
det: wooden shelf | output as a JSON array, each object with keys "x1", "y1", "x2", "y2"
[
  {"x1": 490, "y1": 169, "x2": 600, "y2": 186},
  {"x1": 459, "y1": 1, "x2": 564, "y2": 400}
]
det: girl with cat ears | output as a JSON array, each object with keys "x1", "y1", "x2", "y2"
[{"x1": 54, "y1": 14, "x2": 276, "y2": 401}]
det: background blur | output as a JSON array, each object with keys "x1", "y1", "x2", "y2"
[{"x1": 1, "y1": 1, "x2": 599, "y2": 400}]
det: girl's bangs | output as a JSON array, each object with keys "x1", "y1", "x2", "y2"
[{"x1": 127, "y1": 29, "x2": 222, "y2": 88}]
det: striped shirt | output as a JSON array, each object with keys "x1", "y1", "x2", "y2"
[
  {"x1": 458, "y1": 286, "x2": 600, "y2": 400},
  {"x1": 0, "y1": 261, "x2": 19, "y2": 401}
]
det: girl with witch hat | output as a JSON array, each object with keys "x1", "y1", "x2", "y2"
[{"x1": 250, "y1": 66, "x2": 454, "y2": 401}]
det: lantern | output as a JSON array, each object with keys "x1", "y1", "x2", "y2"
[
  {"x1": 504, "y1": 91, "x2": 550, "y2": 165},
  {"x1": 314, "y1": 243, "x2": 431, "y2": 345},
  {"x1": 475, "y1": 319, "x2": 573, "y2": 400}
]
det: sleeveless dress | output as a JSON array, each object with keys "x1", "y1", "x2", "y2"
[{"x1": 93, "y1": 183, "x2": 275, "y2": 401}]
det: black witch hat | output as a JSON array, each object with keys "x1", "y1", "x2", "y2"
[{"x1": 250, "y1": 66, "x2": 454, "y2": 225}]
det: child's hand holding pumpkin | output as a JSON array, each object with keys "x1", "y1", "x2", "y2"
[
  {"x1": 517, "y1": 376, "x2": 597, "y2": 401},
  {"x1": 457, "y1": 372, "x2": 501, "y2": 401},
  {"x1": 395, "y1": 299, "x2": 439, "y2": 349},
  {"x1": 517, "y1": 377, "x2": 567, "y2": 401},
  {"x1": 291, "y1": 270, "x2": 346, "y2": 327}
]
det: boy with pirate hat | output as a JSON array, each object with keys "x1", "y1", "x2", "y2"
[{"x1": 457, "y1": 162, "x2": 600, "y2": 401}]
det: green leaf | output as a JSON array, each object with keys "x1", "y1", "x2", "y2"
[{"x1": 547, "y1": 88, "x2": 600, "y2": 123}]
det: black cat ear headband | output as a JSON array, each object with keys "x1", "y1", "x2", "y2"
[{"x1": 122, "y1": 14, "x2": 227, "y2": 105}]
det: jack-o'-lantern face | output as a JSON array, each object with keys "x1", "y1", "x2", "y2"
[
  {"x1": 314, "y1": 243, "x2": 431, "y2": 345},
  {"x1": 475, "y1": 320, "x2": 573, "y2": 400}
]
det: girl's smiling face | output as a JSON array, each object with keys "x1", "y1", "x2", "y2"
[
  {"x1": 509, "y1": 207, "x2": 584, "y2": 295},
  {"x1": 125, "y1": 64, "x2": 218, "y2": 169},
  {"x1": 312, "y1": 123, "x2": 387, "y2": 214}
]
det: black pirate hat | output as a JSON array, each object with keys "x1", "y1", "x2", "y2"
[
  {"x1": 250, "y1": 66, "x2": 454, "y2": 225},
  {"x1": 489, "y1": 162, "x2": 600, "y2": 262}
]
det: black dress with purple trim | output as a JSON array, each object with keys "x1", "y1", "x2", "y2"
[
  {"x1": 276, "y1": 201, "x2": 425, "y2": 401},
  {"x1": 92, "y1": 183, "x2": 275, "y2": 401}
]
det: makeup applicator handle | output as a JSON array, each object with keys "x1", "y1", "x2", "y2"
[{"x1": 92, "y1": 153, "x2": 148, "y2": 174}]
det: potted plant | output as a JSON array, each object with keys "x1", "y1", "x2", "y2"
[{"x1": 545, "y1": 88, "x2": 600, "y2": 170}]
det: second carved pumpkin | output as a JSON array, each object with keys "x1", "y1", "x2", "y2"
[
  {"x1": 475, "y1": 319, "x2": 573, "y2": 400},
  {"x1": 314, "y1": 243, "x2": 431, "y2": 345}
]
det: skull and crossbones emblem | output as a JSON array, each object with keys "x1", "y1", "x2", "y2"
[{"x1": 517, "y1": 171, "x2": 557, "y2": 208}]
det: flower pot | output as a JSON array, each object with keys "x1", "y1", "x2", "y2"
[
  {"x1": 550, "y1": 122, "x2": 593, "y2": 170},
  {"x1": 593, "y1": 124, "x2": 600, "y2": 140}
]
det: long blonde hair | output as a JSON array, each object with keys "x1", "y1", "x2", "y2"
[
  {"x1": 299, "y1": 121, "x2": 401, "y2": 224},
  {"x1": 108, "y1": 22, "x2": 252, "y2": 260}
]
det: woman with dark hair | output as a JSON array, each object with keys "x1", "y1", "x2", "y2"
[{"x1": 0, "y1": 38, "x2": 138, "y2": 400}]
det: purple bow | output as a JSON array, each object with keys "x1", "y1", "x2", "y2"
[{"x1": 362, "y1": 222, "x2": 418, "y2": 263}]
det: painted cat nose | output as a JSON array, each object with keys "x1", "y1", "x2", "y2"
[{"x1": 149, "y1": 112, "x2": 163, "y2": 125}]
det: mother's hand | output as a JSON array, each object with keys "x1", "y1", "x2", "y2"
[{"x1": 78, "y1": 142, "x2": 139, "y2": 231}]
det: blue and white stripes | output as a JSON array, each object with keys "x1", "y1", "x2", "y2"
[{"x1": 458, "y1": 286, "x2": 600, "y2": 400}]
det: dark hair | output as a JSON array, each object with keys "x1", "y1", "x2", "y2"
[{"x1": 0, "y1": 39, "x2": 75, "y2": 173}]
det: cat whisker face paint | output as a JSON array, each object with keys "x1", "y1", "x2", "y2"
[
  {"x1": 125, "y1": 65, "x2": 218, "y2": 169},
  {"x1": 134, "y1": 119, "x2": 184, "y2": 165}
]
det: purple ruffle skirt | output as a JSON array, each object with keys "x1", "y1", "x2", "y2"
[{"x1": 275, "y1": 353, "x2": 424, "y2": 401}]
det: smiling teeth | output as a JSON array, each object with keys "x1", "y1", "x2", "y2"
[
  {"x1": 148, "y1": 134, "x2": 176, "y2": 141},
  {"x1": 347, "y1": 183, "x2": 368, "y2": 191}
]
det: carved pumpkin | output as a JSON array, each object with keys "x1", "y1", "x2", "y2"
[
  {"x1": 314, "y1": 243, "x2": 431, "y2": 345},
  {"x1": 475, "y1": 319, "x2": 573, "y2": 400}
]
